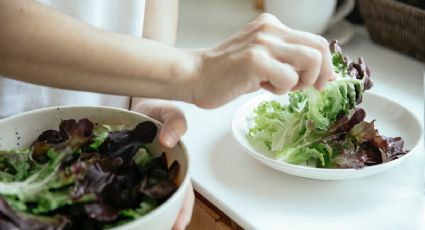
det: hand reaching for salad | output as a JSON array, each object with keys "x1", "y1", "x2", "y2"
[
  {"x1": 131, "y1": 98, "x2": 194, "y2": 230},
  {"x1": 190, "y1": 13, "x2": 337, "y2": 108},
  {"x1": 2, "y1": 2, "x2": 337, "y2": 110}
]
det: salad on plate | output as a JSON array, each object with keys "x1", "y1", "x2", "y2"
[{"x1": 248, "y1": 41, "x2": 408, "y2": 169}]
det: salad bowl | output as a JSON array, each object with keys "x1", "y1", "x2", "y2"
[
  {"x1": 231, "y1": 92, "x2": 423, "y2": 180},
  {"x1": 0, "y1": 106, "x2": 191, "y2": 230}
]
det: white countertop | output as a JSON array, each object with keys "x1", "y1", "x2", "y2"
[{"x1": 176, "y1": 0, "x2": 425, "y2": 229}]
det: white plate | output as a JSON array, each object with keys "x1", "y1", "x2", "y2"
[{"x1": 231, "y1": 92, "x2": 423, "y2": 180}]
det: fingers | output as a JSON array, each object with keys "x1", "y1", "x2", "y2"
[
  {"x1": 283, "y1": 30, "x2": 337, "y2": 90},
  {"x1": 248, "y1": 13, "x2": 336, "y2": 90},
  {"x1": 158, "y1": 107, "x2": 187, "y2": 148},
  {"x1": 131, "y1": 99, "x2": 187, "y2": 148},
  {"x1": 253, "y1": 35, "x2": 322, "y2": 90},
  {"x1": 172, "y1": 183, "x2": 195, "y2": 230},
  {"x1": 192, "y1": 13, "x2": 336, "y2": 109},
  {"x1": 281, "y1": 44, "x2": 322, "y2": 90},
  {"x1": 254, "y1": 55, "x2": 299, "y2": 94},
  {"x1": 252, "y1": 13, "x2": 289, "y2": 31}
]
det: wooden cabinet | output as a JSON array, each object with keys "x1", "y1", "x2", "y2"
[{"x1": 186, "y1": 192, "x2": 243, "y2": 230}]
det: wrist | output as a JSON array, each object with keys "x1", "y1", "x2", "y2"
[{"x1": 175, "y1": 48, "x2": 204, "y2": 104}]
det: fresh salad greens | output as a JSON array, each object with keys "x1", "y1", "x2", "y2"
[
  {"x1": 0, "y1": 119, "x2": 179, "y2": 229},
  {"x1": 248, "y1": 41, "x2": 407, "y2": 169}
]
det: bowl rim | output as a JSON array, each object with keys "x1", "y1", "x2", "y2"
[
  {"x1": 0, "y1": 105, "x2": 191, "y2": 229},
  {"x1": 231, "y1": 91, "x2": 423, "y2": 173}
]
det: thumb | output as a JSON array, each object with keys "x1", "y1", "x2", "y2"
[{"x1": 159, "y1": 113, "x2": 187, "y2": 148}]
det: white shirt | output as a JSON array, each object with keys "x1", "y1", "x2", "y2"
[{"x1": 0, "y1": 0, "x2": 145, "y2": 118}]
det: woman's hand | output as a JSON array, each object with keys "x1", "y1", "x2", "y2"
[
  {"x1": 131, "y1": 99, "x2": 194, "y2": 230},
  {"x1": 1, "y1": 1, "x2": 334, "y2": 109},
  {"x1": 189, "y1": 13, "x2": 337, "y2": 109}
]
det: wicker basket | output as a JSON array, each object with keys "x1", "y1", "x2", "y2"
[{"x1": 358, "y1": 0, "x2": 425, "y2": 62}]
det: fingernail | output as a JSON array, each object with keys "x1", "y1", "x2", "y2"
[{"x1": 164, "y1": 130, "x2": 178, "y2": 148}]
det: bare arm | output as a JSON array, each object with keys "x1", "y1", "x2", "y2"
[
  {"x1": 1, "y1": 0, "x2": 336, "y2": 109},
  {"x1": 131, "y1": 0, "x2": 179, "y2": 111},
  {"x1": 0, "y1": 0, "x2": 194, "y2": 102}
]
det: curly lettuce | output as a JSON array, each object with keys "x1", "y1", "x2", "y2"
[
  {"x1": 0, "y1": 119, "x2": 179, "y2": 229},
  {"x1": 249, "y1": 41, "x2": 406, "y2": 169}
]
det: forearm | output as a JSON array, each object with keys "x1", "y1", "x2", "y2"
[
  {"x1": 132, "y1": 0, "x2": 180, "y2": 109},
  {"x1": 0, "y1": 0, "x2": 195, "y2": 102}
]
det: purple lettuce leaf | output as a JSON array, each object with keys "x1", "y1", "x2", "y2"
[{"x1": 0, "y1": 119, "x2": 180, "y2": 229}]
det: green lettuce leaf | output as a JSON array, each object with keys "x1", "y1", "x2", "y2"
[{"x1": 248, "y1": 41, "x2": 372, "y2": 167}]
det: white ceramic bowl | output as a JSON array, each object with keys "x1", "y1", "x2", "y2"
[
  {"x1": 0, "y1": 106, "x2": 190, "y2": 230},
  {"x1": 232, "y1": 92, "x2": 423, "y2": 180}
]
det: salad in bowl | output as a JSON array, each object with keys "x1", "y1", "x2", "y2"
[{"x1": 0, "y1": 106, "x2": 190, "y2": 230}]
